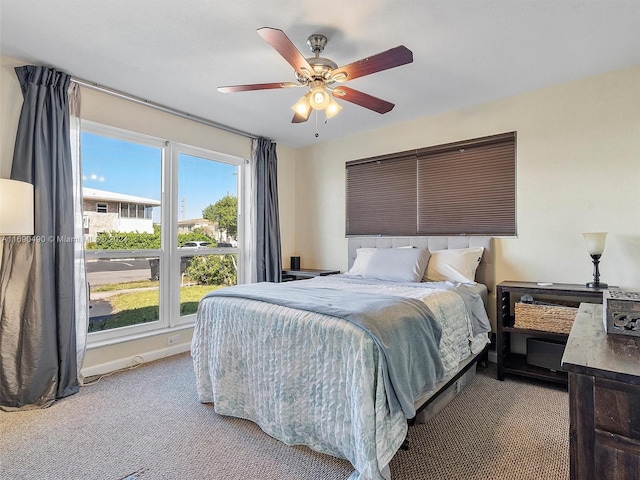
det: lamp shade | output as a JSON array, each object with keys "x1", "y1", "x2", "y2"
[
  {"x1": 0, "y1": 179, "x2": 34, "y2": 235},
  {"x1": 583, "y1": 232, "x2": 607, "y2": 256},
  {"x1": 325, "y1": 97, "x2": 343, "y2": 120},
  {"x1": 292, "y1": 93, "x2": 311, "y2": 117},
  {"x1": 308, "y1": 81, "x2": 330, "y2": 110}
]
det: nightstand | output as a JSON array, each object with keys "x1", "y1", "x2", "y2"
[
  {"x1": 282, "y1": 268, "x2": 340, "y2": 281},
  {"x1": 496, "y1": 281, "x2": 612, "y2": 385}
]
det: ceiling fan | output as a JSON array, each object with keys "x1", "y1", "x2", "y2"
[{"x1": 218, "y1": 27, "x2": 413, "y2": 123}]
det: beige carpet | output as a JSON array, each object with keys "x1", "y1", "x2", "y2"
[{"x1": 0, "y1": 353, "x2": 569, "y2": 480}]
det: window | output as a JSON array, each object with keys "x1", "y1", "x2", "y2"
[
  {"x1": 176, "y1": 148, "x2": 240, "y2": 324},
  {"x1": 346, "y1": 132, "x2": 516, "y2": 236},
  {"x1": 119, "y1": 203, "x2": 154, "y2": 219},
  {"x1": 119, "y1": 203, "x2": 127, "y2": 217},
  {"x1": 82, "y1": 121, "x2": 246, "y2": 343}
]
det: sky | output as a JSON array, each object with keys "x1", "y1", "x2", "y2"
[{"x1": 81, "y1": 132, "x2": 238, "y2": 221}]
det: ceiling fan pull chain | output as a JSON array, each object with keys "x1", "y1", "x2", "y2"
[{"x1": 315, "y1": 109, "x2": 319, "y2": 138}]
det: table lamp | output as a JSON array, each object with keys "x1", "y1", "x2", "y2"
[
  {"x1": 582, "y1": 232, "x2": 608, "y2": 289},
  {"x1": 0, "y1": 178, "x2": 34, "y2": 235}
]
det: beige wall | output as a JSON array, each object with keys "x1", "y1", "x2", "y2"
[
  {"x1": 1, "y1": 57, "x2": 23, "y2": 178},
  {"x1": 291, "y1": 65, "x2": 640, "y2": 298}
]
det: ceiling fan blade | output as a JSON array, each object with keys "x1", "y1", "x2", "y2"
[
  {"x1": 331, "y1": 46, "x2": 413, "y2": 82},
  {"x1": 218, "y1": 82, "x2": 300, "y2": 93},
  {"x1": 332, "y1": 86, "x2": 395, "y2": 114},
  {"x1": 257, "y1": 27, "x2": 314, "y2": 80}
]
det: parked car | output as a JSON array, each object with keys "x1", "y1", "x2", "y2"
[{"x1": 179, "y1": 241, "x2": 211, "y2": 248}]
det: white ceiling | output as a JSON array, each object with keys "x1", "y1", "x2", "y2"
[{"x1": 2, "y1": 0, "x2": 640, "y2": 149}]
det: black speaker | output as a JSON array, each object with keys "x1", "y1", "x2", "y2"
[{"x1": 290, "y1": 256, "x2": 300, "y2": 270}]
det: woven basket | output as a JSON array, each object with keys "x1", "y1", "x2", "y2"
[{"x1": 514, "y1": 302, "x2": 578, "y2": 334}]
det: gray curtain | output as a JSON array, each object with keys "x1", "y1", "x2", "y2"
[
  {"x1": 252, "y1": 137, "x2": 282, "y2": 283},
  {"x1": 0, "y1": 66, "x2": 78, "y2": 410}
]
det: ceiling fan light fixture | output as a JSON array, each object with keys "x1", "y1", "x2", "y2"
[
  {"x1": 292, "y1": 93, "x2": 312, "y2": 116},
  {"x1": 309, "y1": 81, "x2": 330, "y2": 110},
  {"x1": 325, "y1": 97, "x2": 342, "y2": 119}
]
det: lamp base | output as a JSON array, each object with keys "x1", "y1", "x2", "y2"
[{"x1": 586, "y1": 281, "x2": 608, "y2": 289}]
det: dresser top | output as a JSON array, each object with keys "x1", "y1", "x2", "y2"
[
  {"x1": 497, "y1": 281, "x2": 612, "y2": 295},
  {"x1": 561, "y1": 303, "x2": 640, "y2": 385}
]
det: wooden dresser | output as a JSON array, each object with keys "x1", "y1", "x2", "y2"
[{"x1": 561, "y1": 303, "x2": 640, "y2": 479}]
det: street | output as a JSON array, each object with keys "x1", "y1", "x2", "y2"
[
  {"x1": 86, "y1": 258, "x2": 151, "y2": 273},
  {"x1": 86, "y1": 258, "x2": 155, "y2": 286}
]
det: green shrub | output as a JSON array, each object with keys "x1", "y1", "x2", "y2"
[
  {"x1": 177, "y1": 230, "x2": 215, "y2": 247},
  {"x1": 95, "y1": 231, "x2": 160, "y2": 250},
  {"x1": 90, "y1": 229, "x2": 216, "y2": 250},
  {"x1": 186, "y1": 254, "x2": 237, "y2": 286}
]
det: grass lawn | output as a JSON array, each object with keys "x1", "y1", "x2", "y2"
[
  {"x1": 89, "y1": 284, "x2": 221, "y2": 332},
  {"x1": 92, "y1": 280, "x2": 159, "y2": 292}
]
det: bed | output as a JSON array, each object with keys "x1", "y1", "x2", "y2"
[{"x1": 192, "y1": 236, "x2": 493, "y2": 480}]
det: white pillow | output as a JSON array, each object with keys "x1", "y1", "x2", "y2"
[
  {"x1": 347, "y1": 248, "x2": 376, "y2": 275},
  {"x1": 423, "y1": 247, "x2": 484, "y2": 284},
  {"x1": 347, "y1": 246, "x2": 414, "y2": 276},
  {"x1": 363, "y1": 247, "x2": 431, "y2": 283}
]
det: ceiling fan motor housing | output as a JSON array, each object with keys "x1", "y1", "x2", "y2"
[
  {"x1": 294, "y1": 34, "x2": 339, "y2": 85},
  {"x1": 307, "y1": 34, "x2": 327, "y2": 54},
  {"x1": 296, "y1": 57, "x2": 338, "y2": 84}
]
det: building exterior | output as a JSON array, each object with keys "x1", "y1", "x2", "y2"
[
  {"x1": 83, "y1": 187, "x2": 161, "y2": 242},
  {"x1": 177, "y1": 218, "x2": 215, "y2": 236}
]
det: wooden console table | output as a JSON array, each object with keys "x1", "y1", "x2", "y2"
[{"x1": 561, "y1": 303, "x2": 640, "y2": 479}]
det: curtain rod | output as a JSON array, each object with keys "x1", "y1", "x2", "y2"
[{"x1": 72, "y1": 77, "x2": 258, "y2": 141}]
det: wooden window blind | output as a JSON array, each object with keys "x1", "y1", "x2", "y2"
[
  {"x1": 346, "y1": 155, "x2": 417, "y2": 235},
  {"x1": 345, "y1": 132, "x2": 516, "y2": 236}
]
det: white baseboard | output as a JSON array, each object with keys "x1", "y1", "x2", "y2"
[{"x1": 80, "y1": 342, "x2": 191, "y2": 379}]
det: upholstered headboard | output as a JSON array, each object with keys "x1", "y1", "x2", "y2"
[{"x1": 347, "y1": 236, "x2": 494, "y2": 291}]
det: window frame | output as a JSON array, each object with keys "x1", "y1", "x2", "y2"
[{"x1": 82, "y1": 121, "x2": 247, "y2": 344}]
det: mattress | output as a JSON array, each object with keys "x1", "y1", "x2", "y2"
[{"x1": 192, "y1": 276, "x2": 490, "y2": 480}]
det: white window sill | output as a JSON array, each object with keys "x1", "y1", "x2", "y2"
[{"x1": 86, "y1": 322, "x2": 195, "y2": 350}]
